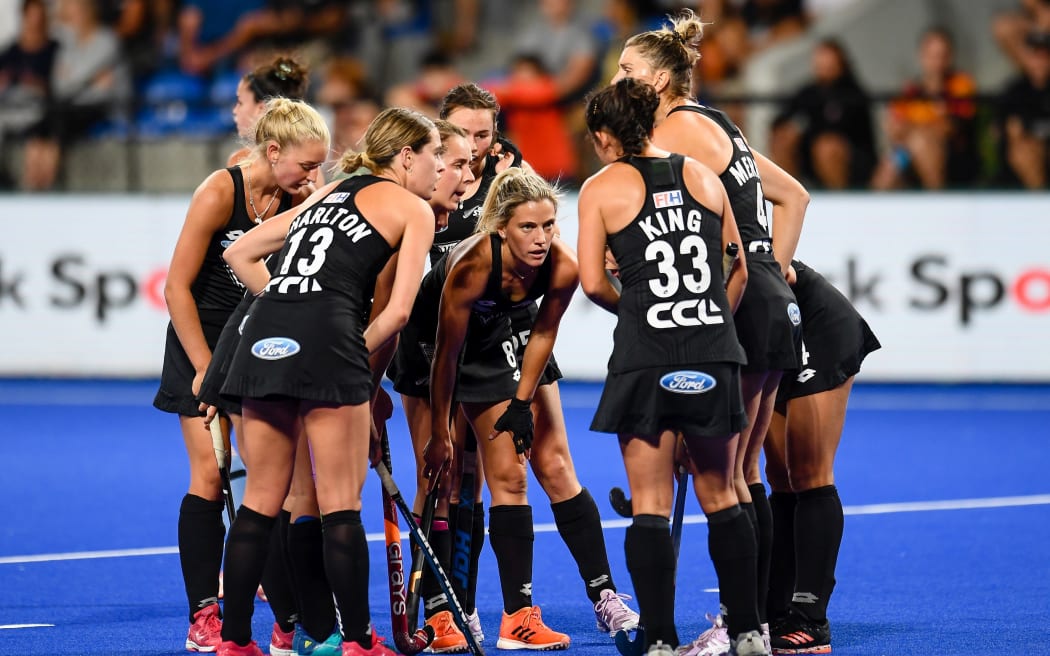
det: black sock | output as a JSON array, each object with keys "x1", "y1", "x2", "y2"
[
  {"x1": 488, "y1": 505, "x2": 534, "y2": 613},
  {"x1": 467, "y1": 500, "x2": 485, "y2": 613},
  {"x1": 707, "y1": 505, "x2": 760, "y2": 638},
  {"x1": 288, "y1": 516, "x2": 336, "y2": 641},
  {"x1": 748, "y1": 482, "x2": 773, "y2": 625},
  {"x1": 421, "y1": 517, "x2": 452, "y2": 619},
  {"x1": 552, "y1": 488, "x2": 614, "y2": 603},
  {"x1": 792, "y1": 486, "x2": 843, "y2": 623},
  {"x1": 625, "y1": 514, "x2": 678, "y2": 649},
  {"x1": 178, "y1": 494, "x2": 225, "y2": 622},
  {"x1": 261, "y1": 510, "x2": 298, "y2": 632},
  {"x1": 220, "y1": 506, "x2": 275, "y2": 646},
  {"x1": 767, "y1": 491, "x2": 797, "y2": 622},
  {"x1": 321, "y1": 510, "x2": 370, "y2": 645}
]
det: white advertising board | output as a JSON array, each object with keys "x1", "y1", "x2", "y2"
[{"x1": 1, "y1": 193, "x2": 1048, "y2": 381}]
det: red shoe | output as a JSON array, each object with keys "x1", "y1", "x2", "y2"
[
  {"x1": 340, "y1": 633, "x2": 398, "y2": 655},
  {"x1": 185, "y1": 603, "x2": 222, "y2": 652},
  {"x1": 269, "y1": 622, "x2": 295, "y2": 656},
  {"x1": 216, "y1": 640, "x2": 264, "y2": 656}
]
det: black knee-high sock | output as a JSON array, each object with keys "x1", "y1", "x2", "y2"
[
  {"x1": 288, "y1": 516, "x2": 336, "y2": 641},
  {"x1": 261, "y1": 510, "x2": 298, "y2": 632},
  {"x1": 552, "y1": 489, "x2": 614, "y2": 603},
  {"x1": 487, "y1": 505, "x2": 534, "y2": 614},
  {"x1": 220, "y1": 506, "x2": 276, "y2": 646},
  {"x1": 792, "y1": 486, "x2": 843, "y2": 623},
  {"x1": 766, "y1": 491, "x2": 797, "y2": 622},
  {"x1": 178, "y1": 494, "x2": 225, "y2": 622},
  {"x1": 467, "y1": 500, "x2": 486, "y2": 613},
  {"x1": 707, "y1": 505, "x2": 760, "y2": 639},
  {"x1": 625, "y1": 514, "x2": 677, "y2": 649},
  {"x1": 748, "y1": 482, "x2": 773, "y2": 624},
  {"x1": 421, "y1": 517, "x2": 452, "y2": 619},
  {"x1": 322, "y1": 510, "x2": 371, "y2": 647}
]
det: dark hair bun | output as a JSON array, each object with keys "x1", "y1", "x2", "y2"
[{"x1": 246, "y1": 56, "x2": 309, "y2": 102}]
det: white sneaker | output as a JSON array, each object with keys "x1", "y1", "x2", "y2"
[
  {"x1": 594, "y1": 589, "x2": 641, "y2": 636},
  {"x1": 676, "y1": 614, "x2": 729, "y2": 656},
  {"x1": 730, "y1": 630, "x2": 768, "y2": 656},
  {"x1": 466, "y1": 609, "x2": 484, "y2": 644},
  {"x1": 648, "y1": 640, "x2": 676, "y2": 654}
]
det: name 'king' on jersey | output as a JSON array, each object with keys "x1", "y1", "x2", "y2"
[{"x1": 605, "y1": 155, "x2": 745, "y2": 373}]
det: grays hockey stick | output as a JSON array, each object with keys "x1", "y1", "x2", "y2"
[{"x1": 374, "y1": 461, "x2": 485, "y2": 656}]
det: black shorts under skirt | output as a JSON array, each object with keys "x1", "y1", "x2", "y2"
[
  {"x1": 591, "y1": 362, "x2": 749, "y2": 438},
  {"x1": 775, "y1": 263, "x2": 881, "y2": 410},
  {"x1": 197, "y1": 295, "x2": 254, "y2": 415}
]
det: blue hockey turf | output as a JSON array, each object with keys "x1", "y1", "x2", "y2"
[{"x1": 1, "y1": 380, "x2": 1048, "y2": 655}]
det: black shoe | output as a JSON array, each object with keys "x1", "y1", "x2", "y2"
[{"x1": 769, "y1": 610, "x2": 830, "y2": 654}]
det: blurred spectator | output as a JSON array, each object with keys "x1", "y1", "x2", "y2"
[
  {"x1": 228, "y1": 55, "x2": 310, "y2": 165},
  {"x1": 434, "y1": 0, "x2": 482, "y2": 55},
  {"x1": 21, "y1": 0, "x2": 130, "y2": 190},
  {"x1": 596, "y1": 0, "x2": 663, "y2": 85},
  {"x1": 999, "y1": 30, "x2": 1050, "y2": 189},
  {"x1": 0, "y1": 0, "x2": 58, "y2": 179},
  {"x1": 1, "y1": 0, "x2": 23, "y2": 47},
  {"x1": 384, "y1": 49, "x2": 466, "y2": 118},
  {"x1": 513, "y1": 0, "x2": 599, "y2": 102},
  {"x1": 769, "y1": 38, "x2": 875, "y2": 189},
  {"x1": 99, "y1": 0, "x2": 179, "y2": 82},
  {"x1": 992, "y1": 0, "x2": 1050, "y2": 70},
  {"x1": 487, "y1": 53, "x2": 578, "y2": 182},
  {"x1": 737, "y1": 0, "x2": 807, "y2": 52},
  {"x1": 315, "y1": 56, "x2": 380, "y2": 172},
  {"x1": 177, "y1": 0, "x2": 264, "y2": 75},
  {"x1": 871, "y1": 27, "x2": 978, "y2": 190},
  {"x1": 348, "y1": 0, "x2": 436, "y2": 91}
]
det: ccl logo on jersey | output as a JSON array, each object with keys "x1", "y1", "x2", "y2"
[
  {"x1": 251, "y1": 337, "x2": 301, "y2": 360},
  {"x1": 659, "y1": 370, "x2": 717, "y2": 394}
]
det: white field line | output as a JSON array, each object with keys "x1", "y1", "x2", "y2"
[{"x1": 2, "y1": 494, "x2": 1048, "y2": 566}]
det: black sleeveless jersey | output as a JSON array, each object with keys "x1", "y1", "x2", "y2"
[
  {"x1": 430, "y1": 137, "x2": 523, "y2": 266},
  {"x1": 605, "y1": 155, "x2": 745, "y2": 373},
  {"x1": 668, "y1": 105, "x2": 770, "y2": 247},
  {"x1": 190, "y1": 166, "x2": 294, "y2": 312},
  {"x1": 260, "y1": 175, "x2": 396, "y2": 314}
]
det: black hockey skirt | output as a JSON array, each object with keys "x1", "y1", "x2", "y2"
[
  {"x1": 153, "y1": 308, "x2": 232, "y2": 417},
  {"x1": 390, "y1": 302, "x2": 562, "y2": 401},
  {"x1": 775, "y1": 261, "x2": 881, "y2": 408},
  {"x1": 221, "y1": 296, "x2": 373, "y2": 406},
  {"x1": 197, "y1": 294, "x2": 254, "y2": 415},
  {"x1": 734, "y1": 252, "x2": 803, "y2": 373},
  {"x1": 591, "y1": 362, "x2": 749, "y2": 438}
]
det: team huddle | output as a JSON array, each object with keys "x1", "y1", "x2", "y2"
[{"x1": 154, "y1": 10, "x2": 879, "y2": 656}]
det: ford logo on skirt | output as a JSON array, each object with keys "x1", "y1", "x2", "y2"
[
  {"x1": 659, "y1": 370, "x2": 716, "y2": 394},
  {"x1": 251, "y1": 337, "x2": 301, "y2": 360}
]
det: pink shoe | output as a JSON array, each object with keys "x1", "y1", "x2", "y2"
[
  {"x1": 341, "y1": 633, "x2": 399, "y2": 655},
  {"x1": 216, "y1": 640, "x2": 264, "y2": 656},
  {"x1": 186, "y1": 604, "x2": 222, "y2": 652},
  {"x1": 270, "y1": 622, "x2": 295, "y2": 656}
]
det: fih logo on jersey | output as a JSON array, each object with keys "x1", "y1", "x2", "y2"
[
  {"x1": 659, "y1": 370, "x2": 716, "y2": 394},
  {"x1": 787, "y1": 302, "x2": 802, "y2": 326},
  {"x1": 323, "y1": 192, "x2": 350, "y2": 204},
  {"x1": 251, "y1": 337, "x2": 301, "y2": 360},
  {"x1": 652, "y1": 190, "x2": 683, "y2": 209}
]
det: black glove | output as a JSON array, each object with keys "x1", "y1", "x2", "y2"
[{"x1": 493, "y1": 397, "x2": 534, "y2": 454}]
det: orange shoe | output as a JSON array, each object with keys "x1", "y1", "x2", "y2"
[
  {"x1": 423, "y1": 610, "x2": 469, "y2": 653},
  {"x1": 496, "y1": 605, "x2": 570, "y2": 651}
]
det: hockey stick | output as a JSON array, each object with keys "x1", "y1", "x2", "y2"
[
  {"x1": 379, "y1": 423, "x2": 434, "y2": 655},
  {"x1": 209, "y1": 417, "x2": 236, "y2": 522},
  {"x1": 375, "y1": 461, "x2": 486, "y2": 656},
  {"x1": 406, "y1": 489, "x2": 438, "y2": 630},
  {"x1": 450, "y1": 427, "x2": 478, "y2": 616}
]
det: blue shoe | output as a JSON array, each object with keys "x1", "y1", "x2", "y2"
[{"x1": 293, "y1": 626, "x2": 342, "y2": 656}]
